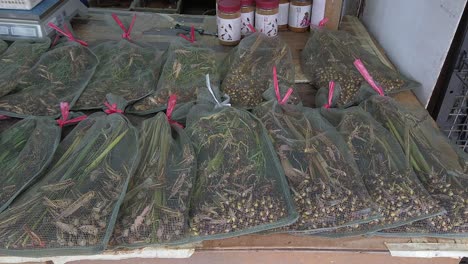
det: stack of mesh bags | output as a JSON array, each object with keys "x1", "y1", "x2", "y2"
[
  {"x1": 0, "y1": 33, "x2": 98, "y2": 118},
  {"x1": 0, "y1": 112, "x2": 139, "y2": 256},
  {"x1": 361, "y1": 92, "x2": 468, "y2": 238},
  {"x1": 301, "y1": 28, "x2": 419, "y2": 107},
  {"x1": 221, "y1": 33, "x2": 299, "y2": 108},
  {"x1": 111, "y1": 110, "x2": 197, "y2": 247},
  {"x1": 0, "y1": 117, "x2": 61, "y2": 213},
  {"x1": 308, "y1": 84, "x2": 445, "y2": 237},
  {"x1": 0, "y1": 38, "x2": 51, "y2": 98},
  {"x1": 128, "y1": 38, "x2": 219, "y2": 115},
  {"x1": 183, "y1": 75, "x2": 297, "y2": 241},
  {"x1": 73, "y1": 14, "x2": 164, "y2": 111},
  {"x1": 253, "y1": 99, "x2": 380, "y2": 233}
]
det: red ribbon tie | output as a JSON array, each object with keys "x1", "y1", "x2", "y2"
[
  {"x1": 112, "y1": 13, "x2": 136, "y2": 40},
  {"x1": 56, "y1": 102, "x2": 87, "y2": 128},
  {"x1": 273, "y1": 66, "x2": 293, "y2": 105},
  {"x1": 319, "y1": 18, "x2": 329, "y2": 28},
  {"x1": 48, "y1": 23, "x2": 88, "y2": 46},
  {"x1": 166, "y1": 94, "x2": 184, "y2": 128},
  {"x1": 247, "y1": 24, "x2": 256, "y2": 33},
  {"x1": 104, "y1": 102, "x2": 124, "y2": 115},
  {"x1": 178, "y1": 25, "x2": 196, "y2": 43},
  {"x1": 354, "y1": 59, "x2": 385, "y2": 96},
  {"x1": 325, "y1": 81, "x2": 335, "y2": 109}
]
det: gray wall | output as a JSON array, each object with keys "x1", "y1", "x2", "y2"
[{"x1": 362, "y1": 0, "x2": 467, "y2": 106}]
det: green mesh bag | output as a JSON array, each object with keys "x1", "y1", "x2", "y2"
[
  {"x1": 73, "y1": 14, "x2": 163, "y2": 110},
  {"x1": 220, "y1": 33, "x2": 299, "y2": 108},
  {"x1": 0, "y1": 38, "x2": 51, "y2": 98},
  {"x1": 127, "y1": 39, "x2": 218, "y2": 115},
  {"x1": 0, "y1": 40, "x2": 98, "y2": 118},
  {"x1": 253, "y1": 100, "x2": 379, "y2": 233},
  {"x1": 0, "y1": 117, "x2": 21, "y2": 134},
  {"x1": 301, "y1": 29, "x2": 419, "y2": 107},
  {"x1": 314, "y1": 85, "x2": 444, "y2": 237},
  {"x1": 111, "y1": 110, "x2": 196, "y2": 247},
  {"x1": 0, "y1": 112, "x2": 139, "y2": 256},
  {"x1": 183, "y1": 75, "x2": 297, "y2": 240},
  {"x1": 361, "y1": 95, "x2": 468, "y2": 238},
  {"x1": 0, "y1": 117, "x2": 60, "y2": 213}
]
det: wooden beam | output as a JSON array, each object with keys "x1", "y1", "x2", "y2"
[{"x1": 386, "y1": 243, "x2": 468, "y2": 259}]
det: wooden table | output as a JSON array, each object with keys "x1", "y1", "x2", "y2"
[{"x1": 0, "y1": 10, "x2": 465, "y2": 264}]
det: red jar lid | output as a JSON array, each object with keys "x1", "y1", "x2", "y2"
[
  {"x1": 256, "y1": 0, "x2": 279, "y2": 9},
  {"x1": 218, "y1": 0, "x2": 241, "y2": 13},
  {"x1": 241, "y1": 0, "x2": 254, "y2": 6}
]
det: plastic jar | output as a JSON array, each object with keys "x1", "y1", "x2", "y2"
[
  {"x1": 288, "y1": 0, "x2": 312, "y2": 33},
  {"x1": 278, "y1": 0, "x2": 289, "y2": 30},
  {"x1": 241, "y1": 0, "x2": 255, "y2": 36},
  {"x1": 255, "y1": 0, "x2": 279, "y2": 37},
  {"x1": 217, "y1": 0, "x2": 242, "y2": 46}
]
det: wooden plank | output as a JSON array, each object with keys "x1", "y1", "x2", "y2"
[
  {"x1": 0, "y1": 248, "x2": 194, "y2": 264},
  {"x1": 386, "y1": 243, "x2": 468, "y2": 258},
  {"x1": 201, "y1": 234, "x2": 412, "y2": 253}
]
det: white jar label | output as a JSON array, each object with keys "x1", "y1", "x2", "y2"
[
  {"x1": 218, "y1": 17, "x2": 241, "y2": 42},
  {"x1": 241, "y1": 11, "x2": 255, "y2": 35},
  {"x1": 288, "y1": 4, "x2": 311, "y2": 28},
  {"x1": 311, "y1": 0, "x2": 326, "y2": 27},
  {"x1": 255, "y1": 13, "x2": 279, "y2": 37},
  {"x1": 278, "y1": 3, "x2": 289, "y2": 26}
]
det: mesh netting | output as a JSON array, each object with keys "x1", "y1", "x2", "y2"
[
  {"x1": 0, "y1": 113, "x2": 139, "y2": 256},
  {"x1": 183, "y1": 79, "x2": 297, "y2": 240},
  {"x1": 220, "y1": 33, "x2": 299, "y2": 108},
  {"x1": 128, "y1": 40, "x2": 218, "y2": 115},
  {"x1": 111, "y1": 112, "x2": 196, "y2": 247},
  {"x1": 253, "y1": 101, "x2": 379, "y2": 233},
  {"x1": 0, "y1": 117, "x2": 60, "y2": 213},
  {"x1": 73, "y1": 40, "x2": 163, "y2": 110},
  {"x1": 0, "y1": 42, "x2": 98, "y2": 118},
  {"x1": 0, "y1": 38, "x2": 51, "y2": 98},
  {"x1": 317, "y1": 104, "x2": 444, "y2": 237},
  {"x1": 301, "y1": 29, "x2": 419, "y2": 107},
  {"x1": 0, "y1": 117, "x2": 21, "y2": 134},
  {"x1": 362, "y1": 95, "x2": 468, "y2": 238}
]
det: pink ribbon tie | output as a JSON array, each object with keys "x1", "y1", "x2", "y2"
[
  {"x1": 247, "y1": 24, "x2": 256, "y2": 33},
  {"x1": 325, "y1": 81, "x2": 335, "y2": 109},
  {"x1": 104, "y1": 102, "x2": 124, "y2": 115},
  {"x1": 179, "y1": 25, "x2": 196, "y2": 43},
  {"x1": 112, "y1": 13, "x2": 136, "y2": 40},
  {"x1": 56, "y1": 102, "x2": 87, "y2": 128},
  {"x1": 166, "y1": 94, "x2": 184, "y2": 128},
  {"x1": 354, "y1": 59, "x2": 385, "y2": 96},
  {"x1": 51, "y1": 34, "x2": 60, "y2": 48},
  {"x1": 273, "y1": 66, "x2": 293, "y2": 105},
  {"x1": 48, "y1": 23, "x2": 88, "y2": 46},
  {"x1": 0, "y1": 115, "x2": 9, "y2": 120},
  {"x1": 318, "y1": 18, "x2": 329, "y2": 28}
]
